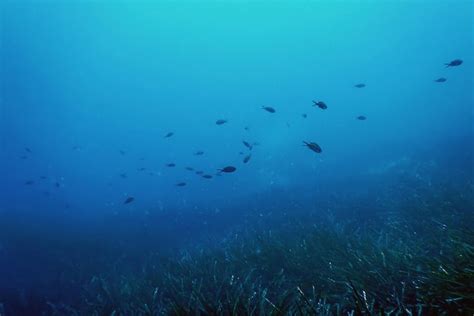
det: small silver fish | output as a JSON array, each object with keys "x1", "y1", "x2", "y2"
[
  {"x1": 262, "y1": 106, "x2": 276, "y2": 113},
  {"x1": 124, "y1": 197, "x2": 135, "y2": 204},
  {"x1": 303, "y1": 141, "x2": 322, "y2": 154},
  {"x1": 242, "y1": 141, "x2": 253, "y2": 150},
  {"x1": 445, "y1": 59, "x2": 462, "y2": 67},
  {"x1": 219, "y1": 166, "x2": 236, "y2": 173},
  {"x1": 312, "y1": 100, "x2": 327, "y2": 110}
]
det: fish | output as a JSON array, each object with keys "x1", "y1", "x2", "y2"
[
  {"x1": 434, "y1": 77, "x2": 447, "y2": 82},
  {"x1": 262, "y1": 106, "x2": 276, "y2": 113},
  {"x1": 312, "y1": 100, "x2": 327, "y2": 110},
  {"x1": 445, "y1": 59, "x2": 462, "y2": 67},
  {"x1": 303, "y1": 141, "x2": 322, "y2": 154},
  {"x1": 219, "y1": 166, "x2": 236, "y2": 173},
  {"x1": 176, "y1": 182, "x2": 187, "y2": 187},
  {"x1": 216, "y1": 119, "x2": 227, "y2": 125},
  {"x1": 124, "y1": 197, "x2": 135, "y2": 204},
  {"x1": 24, "y1": 180, "x2": 35, "y2": 185},
  {"x1": 25, "y1": 147, "x2": 32, "y2": 153},
  {"x1": 243, "y1": 154, "x2": 251, "y2": 164},
  {"x1": 202, "y1": 175, "x2": 213, "y2": 179},
  {"x1": 185, "y1": 167, "x2": 194, "y2": 171},
  {"x1": 137, "y1": 167, "x2": 146, "y2": 171},
  {"x1": 166, "y1": 163, "x2": 176, "y2": 167},
  {"x1": 119, "y1": 150, "x2": 126, "y2": 155},
  {"x1": 55, "y1": 182, "x2": 60, "y2": 188},
  {"x1": 242, "y1": 141, "x2": 253, "y2": 150},
  {"x1": 194, "y1": 151, "x2": 204, "y2": 156},
  {"x1": 354, "y1": 83, "x2": 366, "y2": 88},
  {"x1": 302, "y1": 113, "x2": 307, "y2": 118},
  {"x1": 244, "y1": 126, "x2": 250, "y2": 131},
  {"x1": 195, "y1": 171, "x2": 204, "y2": 175},
  {"x1": 20, "y1": 155, "x2": 28, "y2": 160},
  {"x1": 164, "y1": 132, "x2": 174, "y2": 138},
  {"x1": 120, "y1": 173, "x2": 127, "y2": 178},
  {"x1": 40, "y1": 176, "x2": 47, "y2": 180},
  {"x1": 356, "y1": 115, "x2": 367, "y2": 120}
]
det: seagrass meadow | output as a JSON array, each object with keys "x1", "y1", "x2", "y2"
[
  {"x1": 1, "y1": 1, "x2": 473, "y2": 315},
  {"x1": 1, "y1": 158, "x2": 473, "y2": 315}
]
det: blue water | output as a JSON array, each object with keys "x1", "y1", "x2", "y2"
[{"x1": 0, "y1": 1, "x2": 472, "y2": 314}]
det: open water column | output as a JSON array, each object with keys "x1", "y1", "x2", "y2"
[{"x1": 0, "y1": 1, "x2": 473, "y2": 315}]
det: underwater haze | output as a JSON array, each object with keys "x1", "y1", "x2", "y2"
[{"x1": 1, "y1": 1, "x2": 473, "y2": 315}]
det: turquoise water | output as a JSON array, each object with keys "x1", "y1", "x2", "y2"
[{"x1": 1, "y1": 1, "x2": 472, "y2": 314}]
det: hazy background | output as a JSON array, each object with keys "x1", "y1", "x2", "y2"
[{"x1": 0, "y1": 0, "x2": 472, "y2": 305}]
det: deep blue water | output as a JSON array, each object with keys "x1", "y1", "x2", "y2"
[{"x1": 0, "y1": 1, "x2": 473, "y2": 314}]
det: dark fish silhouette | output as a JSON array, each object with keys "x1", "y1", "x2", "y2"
[
  {"x1": 219, "y1": 166, "x2": 236, "y2": 173},
  {"x1": 445, "y1": 59, "x2": 462, "y2": 67},
  {"x1": 124, "y1": 197, "x2": 135, "y2": 204},
  {"x1": 216, "y1": 119, "x2": 228, "y2": 125},
  {"x1": 176, "y1": 182, "x2": 187, "y2": 187},
  {"x1": 243, "y1": 154, "x2": 251, "y2": 164},
  {"x1": 354, "y1": 83, "x2": 366, "y2": 88},
  {"x1": 195, "y1": 171, "x2": 204, "y2": 175},
  {"x1": 303, "y1": 141, "x2": 322, "y2": 154},
  {"x1": 434, "y1": 77, "x2": 447, "y2": 83},
  {"x1": 244, "y1": 126, "x2": 250, "y2": 131},
  {"x1": 119, "y1": 150, "x2": 126, "y2": 155},
  {"x1": 55, "y1": 182, "x2": 60, "y2": 188},
  {"x1": 262, "y1": 106, "x2": 276, "y2": 113},
  {"x1": 164, "y1": 132, "x2": 174, "y2": 138},
  {"x1": 356, "y1": 115, "x2": 367, "y2": 120},
  {"x1": 24, "y1": 180, "x2": 34, "y2": 185},
  {"x1": 166, "y1": 163, "x2": 176, "y2": 167},
  {"x1": 137, "y1": 167, "x2": 146, "y2": 171},
  {"x1": 120, "y1": 173, "x2": 128, "y2": 178},
  {"x1": 40, "y1": 176, "x2": 47, "y2": 180},
  {"x1": 25, "y1": 147, "x2": 32, "y2": 153},
  {"x1": 20, "y1": 155, "x2": 28, "y2": 160},
  {"x1": 194, "y1": 151, "x2": 204, "y2": 156},
  {"x1": 202, "y1": 175, "x2": 213, "y2": 179},
  {"x1": 185, "y1": 167, "x2": 194, "y2": 171},
  {"x1": 312, "y1": 100, "x2": 327, "y2": 110},
  {"x1": 242, "y1": 141, "x2": 253, "y2": 150},
  {"x1": 302, "y1": 113, "x2": 307, "y2": 118}
]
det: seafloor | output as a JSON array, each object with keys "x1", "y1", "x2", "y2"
[{"x1": 1, "y1": 164, "x2": 473, "y2": 315}]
